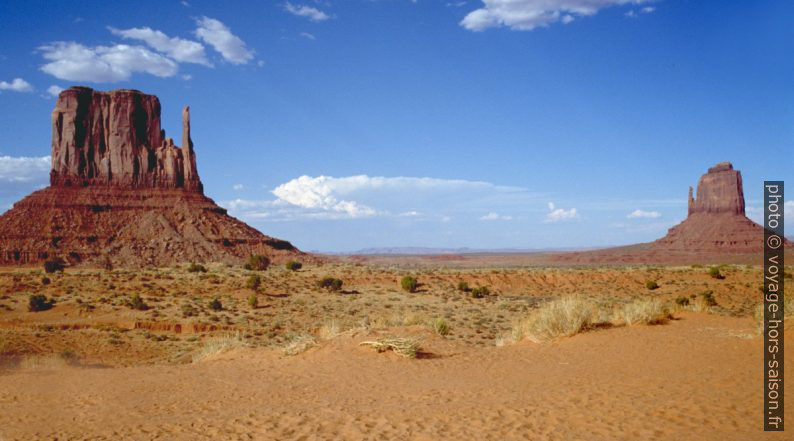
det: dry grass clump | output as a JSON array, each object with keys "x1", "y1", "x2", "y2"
[
  {"x1": 513, "y1": 297, "x2": 601, "y2": 343},
  {"x1": 283, "y1": 334, "x2": 317, "y2": 356},
  {"x1": 617, "y1": 297, "x2": 671, "y2": 325},
  {"x1": 192, "y1": 333, "x2": 246, "y2": 363},
  {"x1": 429, "y1": 317, "x2": 450, "y2": 336},
  {"x1": 359, "y1": 337, "x2": 421, "y2": 358},
  {"x1": 317, "y1": 320, "x2": 341, "y2": 340}
]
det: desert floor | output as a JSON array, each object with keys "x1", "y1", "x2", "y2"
[{"x1": 0, "y1": 259, "x2": 791, "y2": 440}]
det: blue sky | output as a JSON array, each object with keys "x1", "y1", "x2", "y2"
[{"x1": 0, "y1": 0, "x2": 792, "y2": 252}]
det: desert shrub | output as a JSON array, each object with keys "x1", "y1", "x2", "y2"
[
  {"x1": 514, "y1": 297, "x2": 600, "y2": 343},
  {"x1": 41, "y1": 277, "x2": 51, "y2": 286},
  {"x1": 244, "y1": 255, "x2": 270, "y2": 271},
  {"x1": 246, "y1": 274, "x2": 262, "y2": 291},
  {"x1": 28, "y1": 294, "x2": 55, "y2": 312},
  {"x1": 618, "y1": 297, "x2": 671, "y2": 325},
  {"x1": 187, "y1": 263, "x2": 207, "y2": 273},
  {"x1": 283, "y1": 334, "x2": 317, "y2": 356},
  {"x1": 359, "y1": 337, "x2": 421, "y2": 358},
  {"x1": 430, "y1": 317, "x2": 450, "y2": 336},
  {"x1": 192, "y1": 333, "x2": 246, "y2": 363},
  {"x1": 181, "y1": 303, "x2": 198, "y2": 317},
  {"x1": 318, "y1": 320, "x2": 341, "y2": 339},
  {"x1": 247, "y1": 293, "x2": 258, "y2": 309},
  {"x1": 317, "y1": 277, "x2": 343, "y2": 292},
  {"x1": 127, "y1": 293, "x2": 149, "y2": 311},
  {"x1": 708, "y1": 266, "x2": 725, "y2": 279},
  {"x1": 470, "y1": 286, "x2": 490, "y2": 298},
  {"x1": 645, "y1": 280, "x2": 659, "y2": 290},
  {"x1": 43, "y1": 258, "x2": 66, "y2": 274},
  {"x1": 401, "y1": 276, "x2": 418, "y2": 293},
  {"x1": 208, "y1": 297, "x2": 223, "y2": 311},
  {"x1": 700, "y1": 290, "x2": 717, "y2": 306},
  {"x1": 674, "y1": 295, "x2": 690, "y2": 306},
  {"x1": 785, "y1": 271, "x2": 792, "y2": 279},
  {"x1": 457, "y1": 281, "x2": 470, "y2": 292},
  {"x1": 285, "y1": 260, "x2": 303, "y2": 271}
]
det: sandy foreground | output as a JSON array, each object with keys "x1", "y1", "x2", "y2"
[{"x1": 0, "y1": 311, "x2": 790, "y2": 441}]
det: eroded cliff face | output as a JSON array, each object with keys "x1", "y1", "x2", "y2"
[
  {"x1": 687, "y1": 162, "x2": 745, "y2": 216},
  {"x1": 0, "y1": 87, "x2": 313, "y2": 267},
  {"x1": 49, "y1": 87, "x2": 202, "y2": 192}
]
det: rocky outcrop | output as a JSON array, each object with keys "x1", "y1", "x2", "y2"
[
  {"x1": 50, "y1": 87, "x2": 202, "y2": 192},
  {"x1": 0, "y1": 87, "x2": 315, "y2": 267},
  {"x1": 687, "y1": 162, "x2": 744, "y2": 216},
  {"x1": 553, "y1": 162, "x2": 790, "y2": 264}
]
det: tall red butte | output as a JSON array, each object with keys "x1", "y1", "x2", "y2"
[
  {"x1": 554, "y1": 161, "x2": 791, "y2": 264},
  {"x1": 0, "y1": 87, "x2": 313, "y2": 267}
]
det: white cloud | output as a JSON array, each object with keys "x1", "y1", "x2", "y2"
[
  {"x1": 272, "y1": 175, "x2": 379, "y2": 218},
  {"x1": 461, "y1": 0, "x2": 650, "y2": 31},
  {"x1": 627, "y1": 209, "x2": 661, "y2": 219},
  {"x1": 284, "y1": 2, "x2": 331, "y2": 22},
  {"x1": 299, "y1": 32, "x2": 316, "y2": 40},
  {"x1": 225, "y1": 175, "x2": 529, "y2": 221},
  {"x1": 232, "y1": 184, "x2": 244, "y2": 191},
  {"x1": 194, "y1": 17, "x2": 254, "y2": 64},
  {"x1": 0, "y1": 78, "x2": 33, "y2": 92},
  {"x1": 641, "y1": 6, "x2": 655, "y2": 13},
  {"x1": 109, "y1": 26, "x2": 210, "y2": 65},
  {"x1": 480, "y1": 212, "x2": 512, "y2": 221},
  {"x1": 0, "y1": 155, "x2": 51, "y2": 182},
  {"x1": 39, "y1": 41, "x2": 178, "y2": 82},
  {"x1": 46, "y1": 85, "x2": 64, "y2": 97},
  {"x1": 786, "y1": 201, "x2": 793, "y2": 219},
  {"x1": 545, "y1": 202, "x2": 578, "y2": 222}
]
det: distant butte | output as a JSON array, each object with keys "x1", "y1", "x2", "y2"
[
  {"x1": 554, "y1": 161, "x2": 791, "y2": 264},
  {"x1": 0, "y1": 87, "x2": 315, "y2": 268}
]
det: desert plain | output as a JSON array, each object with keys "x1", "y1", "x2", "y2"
[{"x1": 0, "y1": 255, "x2": 791, "y2": 440}]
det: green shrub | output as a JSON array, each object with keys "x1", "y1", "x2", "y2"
[
  {"x1": 41, "y1": 277, "x2": 51, "y2": 286},
  {"x1": 127, "y1": 293, "x2": 149, "y2": 311},
  {"x1": 457, "y1": 281, "x2": 470, "y2": 292},
  {"x1": 285, "y1": 260, "x2": 303, "y2": 271},
  {"x1": 700, "y1": 290, "x2": 717, "y2": 306},
  {"x1": 645, "y1": 280, "x2": 659, "y2": 290},
  {"x1": 401, "y1": 276, "x2": 418, "y2": 293},
  {"x1": 244, "y1": 255, "x2": 270, "y2": 271},
  {"x1": 28, "y1": 294, "x2": 54, "y2": 312},
  {"x1": 430, "y1": 317, "x2": 450, "y2": 336},
  {"x1": 208, "y1": 297, "x2": 223, "y2": 311},
  {"x1": 317, "y1": 277, "x2": 343, "y2": 292},
  {"x1": 674, "y1": 295, "x2": 690, "y2": 306},
  {"x1": 248, "y1": 293, "x2": 258, "y2": 309},
  {"x1": 246, "y1": 274, "x2": 262, "y2": 291},
  {"x1": 43, "y1": 258, "x2": 66, "y2": 274},
  {"x1": 470, "y1": 286, "x2": 490, "y2": 298},
  {"x1": 708, "y1": 266, "x2": 724, "y2": 279},
  {"x1": 187, "y1": 263, "x2": 207, "y2": 273}
]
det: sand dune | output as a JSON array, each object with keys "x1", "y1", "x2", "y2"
[{"x1": 0, "y1": 311, "x2": 789, "y2": 440}]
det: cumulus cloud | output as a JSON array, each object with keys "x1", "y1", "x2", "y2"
[
  {"x1": 194, "y1": 17, "x2": 254, "y2": 64},
  {"x1": 46, "y1": 85, "x2": 64, "y2": 97},
  {"x1": 627, "y1": 209, "x2": 661, "y2": 219},
  {"x1": 480, "y1": 212, "x2": 512, "y2": 221},
  {"x1": 39, "y1": 41, "x2": 178, "y2": 82},
  {"x1": 109, "y1": 26, "x2": 210, "y2": 65},
  {"x1": 0, "y1": 78, "x2": 33, "y2": 92},
  {"x1": 544, "y1": 202, "x2": 578, "y2": 222},
  {"x1": 461, "y1": 0, "x2": 650, "y2": 31},
  {"x1": 0, "y1": 155, "x2": 51, "y2": 182},
  {"x1": 225, "y1": 175, "x2": 529, "y2": 221},
  {"x1": 284, "y1": 2, "x2": 331, "y2": 22}
]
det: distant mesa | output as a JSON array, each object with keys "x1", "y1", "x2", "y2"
[
  {"x1": 0, "y1": 87, "x2": 314, "y2": 268},
  {"x1": 555, "y1": 161, "x2": 791, "y2": 264}
]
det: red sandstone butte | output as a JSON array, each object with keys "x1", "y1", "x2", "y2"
[
  {"x1": 0, "y1": 87, "x2": 315, "y2": 268},
  {"x1": 553, "y1": 161, "x2": 791, "y2": 264}
]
